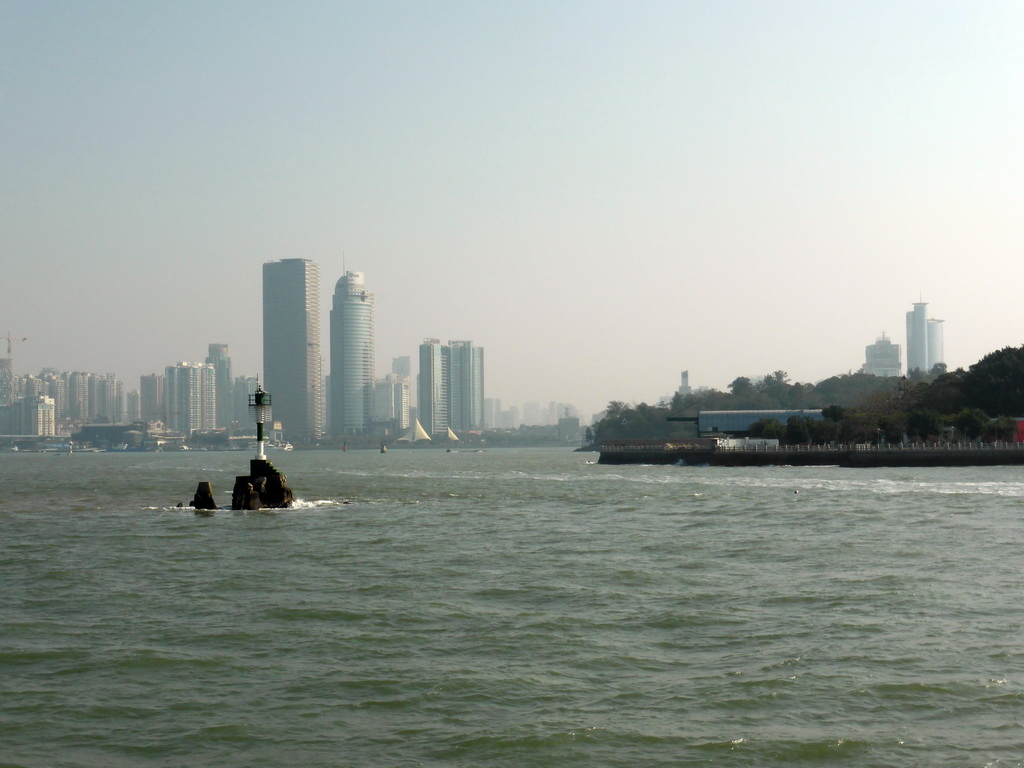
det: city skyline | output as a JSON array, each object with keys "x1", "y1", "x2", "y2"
[{"x1": 4, "y1": 3, "x2": 1023, "y2": 417}]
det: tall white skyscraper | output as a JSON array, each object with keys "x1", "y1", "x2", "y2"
[
  {"x1": 927, "y1": 318, "x2": 945, "y2": 372},
  {"x1": 905, "y1": 301, "x2": 944, "y2": 374},
  {"x1": 263, "y1": 259, "x2": 323, "y2": 444},
  {"x1": 330, "y1": 271, "x2": 376, "y2": 436}
]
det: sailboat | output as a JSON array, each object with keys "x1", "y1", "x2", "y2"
[{"x1": 396, "y1": 419, "x2": 432, "y2": 444}]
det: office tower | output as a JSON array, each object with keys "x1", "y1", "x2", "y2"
[
  {"x1": 905, "y1": 303, "x2": 929, "y2": 373},
  {"x1": 392, "y1": 356, "x2": 411, "y2": 377},
  {"x1": 374, "y1": 373, "x2": 411, "y2": 432},
  {"x1": 927, "y1": 319, "x2": 945, "y2": 371},
  {"x1": 164, "y1": 362, "x2": 217, "y2": 434},
  {"x1": 484, "y1": 398, "x2": 500, "y2": 431},
  {"x1": 206, "y1": 344, "x2": 233, "y2": 429},
  {"x1": 232, "y1": 376, "x2": 259, "y2": 431},
  {"x1": 448, "y1": 340, "x2": 484, "y2": 431},
  {"x1": 330, "y1": 271, "x2": 376, "y2": 436},
  {"x1": 905, "y1": 302, "x2": 944, "y2": 374},
  {"x1": 263, "y1": 259, "x2": 323, "y2": 444},
  {"x1": 139, "y1": 374, "x2": 164, "y2": 423},
  {"x1": 678, "y1": 370, "x2": 692, "y2": 397},
  {"x1": 864, "y1": 333, "x2": 901, "y2": 377},
  {"x1": 418, "y1": 339, "x2": 449, "y2": 435},
  {"x1": 125, "y1": 390, "x2": 141, "y2": 422}
]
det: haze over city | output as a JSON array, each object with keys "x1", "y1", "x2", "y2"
[{"x1": 3, "y1": 1, "x2": 1022, "y2": 417}]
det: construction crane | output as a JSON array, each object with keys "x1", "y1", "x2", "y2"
[{"x1": 4, "y1": 332, "x2": 27, "y2": 359}]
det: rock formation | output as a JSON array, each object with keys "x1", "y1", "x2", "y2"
[{"x1": 231, "y1": 458, "x2": 294, "y2": 510}]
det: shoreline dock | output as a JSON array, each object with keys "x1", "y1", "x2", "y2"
[{"x1": 598, "y1": 439, "x2": 1024, "y2": 468}]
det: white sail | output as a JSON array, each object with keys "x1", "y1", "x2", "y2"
[
  {"x1": 446, "y1": 427, "x2": 459, "y2": 441},
  {"x1": 398, "y1": 419, "x2": 432, "y2": 442}
]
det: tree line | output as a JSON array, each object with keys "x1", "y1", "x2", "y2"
[{"x1": 587, "y1": 346, "x2": 1024, "y2": 446}]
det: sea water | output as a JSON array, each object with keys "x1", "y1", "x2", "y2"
[{"x1": 2, "y1": 448, "x2": 1024, "y2": 767}]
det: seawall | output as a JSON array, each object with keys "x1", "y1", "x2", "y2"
[{"x1": 598, "y1": 441, "x2": 1024, "y2": 468}]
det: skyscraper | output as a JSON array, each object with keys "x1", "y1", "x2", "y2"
[
  {"x1": 139, "y1": 373, "x2": 164, "y2": 423},
  {"x1": 329, "y1": 271, "x2": 375, "y2": 436},
  {"x1": 927, "y1": 318, "x2": 945, "y2": 372},
  {"x1": 164, "y1": 362, "x2": 217, "y2": 434},
  {"x1": 417, "y1": 339, "x2": 485, "y2": 434},
  {"x1": 374, "y1": 373, "x2": 411, "y2": 432},
  {"x1": 448, "y1": 340, "x2": 484, "y2": 431},
  {"x1": 864, "y1": 332, "x2": 901, "y2": 377},
  {"x1": 905, "y1": 301, "x2": 944, "y2": 374},
  {"x1": 263, "y1": 259, "x2": 323, "y2": 444},
  {"x1": 206, "y1": 343, "x2": 233, "y2": 429},
  {"x1": 418, "y1": 339, "x2": 449, "y2": 435}
]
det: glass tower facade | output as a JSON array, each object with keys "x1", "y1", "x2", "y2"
[
  {"x1": 448, "y1": 340, "x2": 484, "y2": 431},
  {"x1": 205, "y1": 343, "x2": 233, "y2": 429},
  {"x1": 329, "y1": 271, "x2": 376, "y2": 436},
  {"x1": 263, "y1": 259, "x2": 323, "y2": 444}
]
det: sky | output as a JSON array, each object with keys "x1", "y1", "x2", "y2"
[{"x1": 2, "y1": 1, "x2": 1023, "y2": 418}]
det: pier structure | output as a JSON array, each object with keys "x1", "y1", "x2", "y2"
[{"x1": 598, "y1": 439, "x2": 1024, "y2": 468}]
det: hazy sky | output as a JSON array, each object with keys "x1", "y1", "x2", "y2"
[{"x1": 3, "y1": 1, "x2": 1022, "y2": 417}]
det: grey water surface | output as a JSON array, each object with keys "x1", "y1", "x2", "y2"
[{"x1": 2, "y1": 448, "x2": 1024, "y2": 767}]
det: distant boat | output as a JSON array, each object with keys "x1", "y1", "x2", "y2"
[
  {"x1": 396, "y1": 419, "x2": 432, "y2": 444},
  {"x1": 380, "y1": 442, "x2": 388, "y2": 453}
]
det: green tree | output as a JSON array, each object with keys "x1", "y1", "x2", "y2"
[
  {"x1": 785, "y1": 416, "x2": 813, "y2": 444},
  {"x1": 961, "y1": 346, "x2": 1024, "y2": 417},
  {"x1": 906, "y1": 409, "x2": 944, "y2": 441},
  {"x1": 952, "y1": 408, "x2": 989, "y2": 440},
  {"x1": 749, "y1": 418, "x2": 785, "y2": 440}
]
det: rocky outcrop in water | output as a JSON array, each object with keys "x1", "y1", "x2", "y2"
[
  {"x1": 231, "y1": 458, "x2": 294, "y2": 510},
  {"x1": 191, "y1": 481, "x2": 218, "y2": 511}
]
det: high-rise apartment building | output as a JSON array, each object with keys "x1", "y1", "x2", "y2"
[
  {"x1": 417, "y1": 339, "x2": 485, "y2": 434},
  {"x1": 10, "y1": 395, "x2": 56, "y2": 436},
  {"x1": 139, "y1": 374, "x2": 164, "y2": 423},
  {"x1": 206, "y1": 344, "x2": 233, "y2": 429},
  {"x1": 263, "y1": 259, "x2": 323, "y2": 444},
  {"x1": 448, "y1": 340, "x2": 484, "y2": 431},
  {"x1": 330, "y1": 271, "x2": 375, "y2": 436},
  {"x1": 905, "y1": 302, "x2": 944, "y2": 374},
  {"x1": 418, "y1": 339, "x2": 449, "y2": 435},
  {"x1": 863, "y1": 333, "x2": 901, "y2": 377},
  {"x1": 164, "y1": 362, "x2": 217, "y2": 434},
  {"x1": 374, "y1": 373, "x2": 411, "y2": 432}
]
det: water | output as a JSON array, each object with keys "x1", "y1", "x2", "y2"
[{"x1": 3, "y1": 448, "x2": 1024, "y2": 767}]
